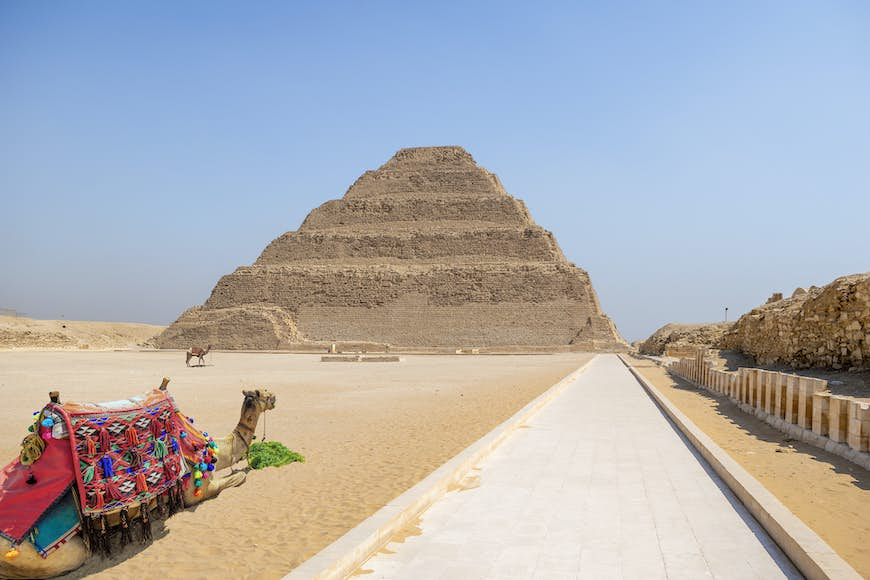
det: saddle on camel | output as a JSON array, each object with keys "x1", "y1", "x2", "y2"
[{"x1": 0, "y1": 379, "x2": 276, "y2": 579}]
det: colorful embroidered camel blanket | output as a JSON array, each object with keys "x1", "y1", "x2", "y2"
[
  {"x1": 0, "y1": 388, "x2": 208, "y2": 556},
  {"x1": 55, "y1": 389, "x2": 187, "y2": 515}
]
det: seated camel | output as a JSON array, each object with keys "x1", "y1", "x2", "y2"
[{"x1": 0, "y1": 385, "x2": 276, "y2": 580}]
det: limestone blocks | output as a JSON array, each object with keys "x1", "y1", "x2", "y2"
[
  {"x1": 157, "y1": 147, "x2": 628, "y2": 351},
  {"x1": 722, "y1": 273, "x2": 870, "y2": 370},
  {"x1": 669, "y1": 349, "x2": 869, "y2": 469}
]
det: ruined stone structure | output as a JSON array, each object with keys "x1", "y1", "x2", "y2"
[
  {"x1": 157, "y1": 146, "x2": 627, "y2": 351},
  {"x1": 721, "y1": 273, "x2": 870, "y2": 370},
  {"x1": 671, "y1": 349, "x2": 870, "y2": 467},
  {"x1": 638, "y1": 322, "x2": 733, "y2": 357}
]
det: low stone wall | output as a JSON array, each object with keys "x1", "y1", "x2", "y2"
[
  {"x1": 670, "y1": 349, "x2": 870, "y2": 470},
  {"x1": 320, "y1": 355, "x2": 401, "y2": 363}
]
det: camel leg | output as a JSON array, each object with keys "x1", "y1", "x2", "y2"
[
  {"x1": 186, "y1": 352, "x2": 191, "y2": 367},
  {"x1": 189, "y1": 471, "x2": 246, "y2": 504},
  {"x1": 1, "y1": 536, "x2": 88, "y2": 579}
]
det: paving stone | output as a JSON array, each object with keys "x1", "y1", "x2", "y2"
[{"x1": 361, "y1": 355, "x2": 800, "y2": 579}]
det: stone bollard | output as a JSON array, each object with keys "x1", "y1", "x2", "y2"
[
  {"x1": 768, "y1": 373, "x2": 780, "y2": 416},
  {"x1": 827, "y1": 396, "x2": 850, "y2": 443},
  {"x1": 748, "y1": 369, "x2": 760, "y2": 409},
  {"x1": 812, "y1": 392, "x2": 831, "y2": 437},
  {"x1": 847, "y1": 401, "x2": 870, "y2": 452},
  {"x1": 774, "y1": 374, "x2": 788, "y2": 420},
  {"x1": 784, "y1": 375, "x2": 800, "y2": 425},
  {"x1": 797, "y1": 378, "x2": 826, "y2": 430},
  {"x1": 762, "y1": 372, "x2": 774, "y2": 414}
]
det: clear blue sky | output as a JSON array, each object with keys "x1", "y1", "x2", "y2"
[{"x1": 2, "y1": 2, "x2": 868, "y2": 342}]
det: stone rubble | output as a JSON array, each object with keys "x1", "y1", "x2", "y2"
[{"x1": 721, "y1": 273, "x2": 870, "y2": 370}]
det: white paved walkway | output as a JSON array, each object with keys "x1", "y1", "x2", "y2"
[{"x1": 360, "y1": 355, "x2": 801, "y2": 579}]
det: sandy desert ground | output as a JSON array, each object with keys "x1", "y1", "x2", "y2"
[
  {"x1": 0, "y1": 350, "x2": 591, "y2": 578},
  {"x1": 631, "y1": 357, "x2": 870, "y2": 577}
]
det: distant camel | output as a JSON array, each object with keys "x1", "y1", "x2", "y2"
[{"x1": 186, "y1": 345, "x2": 212, "y2": 367}]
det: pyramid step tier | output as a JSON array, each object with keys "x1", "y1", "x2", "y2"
[
  {"x1": 300, "y1": 195, "x2": 532, "y2": 231},
  {"x1": 255, "y1": 226, "x2": 565, "y2": 265},
  {"x1": 204, "y1": 263, "x2": 600, "y2": 310}
]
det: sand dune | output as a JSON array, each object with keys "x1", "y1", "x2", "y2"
[{"x1": 0, "y1": 316, "x2": 165, "y2": 350}]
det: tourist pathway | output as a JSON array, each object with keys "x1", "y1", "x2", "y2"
[{"x1": 359, "y1": 354, "x2": 800, "y2": 579}]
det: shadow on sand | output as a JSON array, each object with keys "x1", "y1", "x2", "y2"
[{"x1": 664, "y1": 369, "x2": 870, "y2": 492}]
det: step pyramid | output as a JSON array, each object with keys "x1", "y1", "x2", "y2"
[{"x1": 157, "y1": 146, "x2": 627, "y2": 351}]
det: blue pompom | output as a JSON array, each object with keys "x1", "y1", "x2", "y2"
[
  {"x1": 180, "y1": 432, "x2": 187, "y2": 439},
  {"x1": 207, "y1": 463, "x2": 215, "y2": 471}
]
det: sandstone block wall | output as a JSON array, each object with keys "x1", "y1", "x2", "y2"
[
  {"x1": 670, "y1": 349, "x2": 870, "y2": 469},
  {"x1": 157, "y1": 146, "x2": 627, "y2": 351},
  {"x1": 721, "y1": 273, "x2": 870, "y2": 370}
]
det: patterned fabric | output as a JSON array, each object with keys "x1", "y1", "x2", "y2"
[
  {"x1": 0, "y1": 440, "x2": 74, "y2": 545},
  {"x1": 50, "y1": 390, "x2": 187, "y2": 515},
  {"x1": 28, "y1": 491, "x2": 81, "y2": 557}
]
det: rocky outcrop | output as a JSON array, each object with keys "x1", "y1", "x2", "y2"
[
  {"x1": 157, "y1": 146, "x2": 627, "y2": 351},
  {"x1": 638, "y1": 322, "x2": 733, "y2": 356},
  {"x1": 721, "y1": 273, "x2": 870, "y2": 369}
]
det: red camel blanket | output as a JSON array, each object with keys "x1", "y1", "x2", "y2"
[
  {"x1": 0, "y1": 388, "x2": 208, "y2": 552},
  {"x1": 0, "y1": 440, "x2": 74, "y2": 544}
]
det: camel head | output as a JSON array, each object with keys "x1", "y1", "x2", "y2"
[{"x1": 242, "y1": 388, "x2": 276, "y2": 413}]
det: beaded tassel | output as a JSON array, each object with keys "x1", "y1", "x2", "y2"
[
  {"x1": 85, "y1": 434, "x2": 96, "y2": 455},
  {"x1": 98, "y1": 428, "x2": 111, "y2": 453},
  {"x1": 139, "y1": 502, "x2": 152, "y2": 543},
  {"x1": 119, "y1": 508, "x2": 132, "y2": 547}
]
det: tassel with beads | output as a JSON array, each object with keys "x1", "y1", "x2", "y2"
[
  {"x1": 156, "y1": 492, "x2": 168, "y2": 519},
  {"x1": 168, "y1": 482, "x2": 182, "y2": 516},
  {"x1": 139, "y1": 502, "x2": 153, "y2": 543},
  {"x1": 149, "y1": 417, "x2": 162, "y2": 439},
  {"x1": 128, "y1": 448, "x2": 142, "y2": 468},
  {"x1": 136, "y1": 471, "x2": 148, "y2": 492},
  {"x1": 80, "y1": 514, "x2": 93, "y2": 553},
  {"x1": 83, "y1": 461, "x2": 95, "y2": 484},
  {"x1": 104, "y1": 478, "x2": 123, "y2": 501},
  {"x1": 98, "y1": 428, "x2": 111, "y2": 453},
  {"x1": 98, "y1": 515, "x2": 111, "y2": 557},
  {"x1": 99, "y1": 456, "x2": 114, "y2": 478},
  {"x1": 119, "y1": 508, "x2": 132, "y2": 547}
]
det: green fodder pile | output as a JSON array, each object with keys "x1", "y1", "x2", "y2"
[{"x1": 247, "y1": 441, "x2": 305, "y2": 470}]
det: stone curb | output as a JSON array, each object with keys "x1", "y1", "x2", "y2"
[
  {"x1": 285, "y1": 356, "x2": 596, "y2": 580},
  {"x1": 619, "y1": 355, "x2": 861, "y2": 580}
]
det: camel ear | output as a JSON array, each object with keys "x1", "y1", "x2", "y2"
[
  {"x1": 255, "y1": 389, "x2": 261, "y2": 397},
  {"x1": 242, "y1": 389, "x2": 253, "y2": 397}
]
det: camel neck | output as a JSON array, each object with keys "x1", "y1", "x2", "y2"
[{"x1": 233, "y1": 404, "x2": 261, "y2": 451}]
